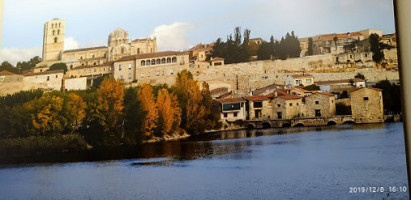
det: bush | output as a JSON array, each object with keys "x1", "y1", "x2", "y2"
[{"x1": 0, "y1": 134, "x2": 89, "y2": 157}]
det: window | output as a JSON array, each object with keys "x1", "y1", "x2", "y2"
[
  {"x1": 162, "y1": 58, "x2": 166, "y2": 64},
  {"x1": 129, "y1": 64, "x2": 132, "y2": 70},
  {"x1": 92, "y1": 55, "x2": 95, "y2": 58},
  {"x1": 120, "y1": 75, "x2": 124, "y2": 80},
  {"x1": 141, "y1": 73, "x2": 144, "y2": 78},
  {"x1": 104, "y1": 68, "x2": 106, "y2": 71},
  {"x1": 141, "y1": 60, "x2": 145, "y2": 66},
  {"x1": 315, "y1": 101, "x2": 319, "y2": 105},
  {"x1": 297, "y1": 103, "x2": 299, "y2": 106},
  {"x1": 151, "y1": 59, "x2": 155, "y2": 65},
  {"x1": 289, "y1": 103, "x2": 293, "y2": 107},
  {"x1": 70, "y1": 65, "x2": 73, "y2": 69},
  {"x1": 57, "y1": 29, "x2": 60, "y2": 35},
  {"x1": 129, "y1": 73, "x2": 132, "y2": 79},
  {"x1": 51, "y1": 24, "x2": 54, "y2": 28},
  {"x1": 167, "y1": 57, "x2": 171, "y2": 63},
  {"x1": 277, "y1": 112, "x2": 282, "y2": 119},
  {"x1": 80, "y1": 56, "x2": 83, "y2": 60},
  {"x1": 156, "y1": 72, "x2": 159, "y2": 76},
  {"x1": 198, "y1": 65, "x2": 200, "y2": 68},
  {"x1": 146, "y1": 60, "x2": 150, "y2": 66},
  {"x1": 254, "y1": 102, "x2": 263, "y2": 108},
  {"x1": 54, "y1": 37, "x2": 58, "y2": 43},
  {"x1": 224, "y1": 113, "x2": 228, "y2": 118},
  {"x1": 172, "y1": 57, "x2": 177, "y2": 63},
  {"x1": 137, "y1": 48, "x2": 140, "y2": 54},
  {"x1": 315, "y1": 109, "x2": 321, "y2": 117},
  {"x1": 52, "y1": 30, "x2": 55, "y2": 35},
  {"x1": 121, "y1": 48, "x2": 124, "y2": 54},
  {"x1": 277, "y1": 104, "x2": 281, "y2": 108},
  {"x1": 148, "y1": 73, "x2": 150, "y2": 77},
  {"x1": 223, "y1": 103, "x2": 241, "y2": 111},
  {"x1": 234, "y1": 113, "x2": 238, "y2": 117},
  {"x1": 56, "y1": 75, "x2": 58, "y2": 78},
  {"x1": 170, "y1": 69, "x2": 174, "y2": 75},
  {"x1": 156, "y1": 59, "x2": 160, "y2": 64},
  {"x1": 363, "y1": 97, "x2": 369, "y2": 101},
  {"x1": 306, "y1": 79, "x2": 312, "y2": 84},
  {"x1": 119, "y1": 64, "x2": 122, "y2": 71},
  {"x1": 47, "y1": 76, "x2": 50, "y2": 81},
  {"x1": 296, "y1": 80, "x2": 302, "y2": 85},
  {"x1": 94, "y1": 62, "x2": 96, "y2": 66}
]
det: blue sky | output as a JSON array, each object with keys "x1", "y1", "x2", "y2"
[{"x1": 0, "y1": 0, "x2": 396, "y2": 64}]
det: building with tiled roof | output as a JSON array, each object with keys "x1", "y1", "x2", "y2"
[
  {"x1": 285, "y1": 74, "x2": 315, "y2": 87},
  {"x1": 303, "y1": 92, "x2": 336, "y2": 118},
  {"x1": 216, "y1": 97, "x2": 247, "y2": 122}
]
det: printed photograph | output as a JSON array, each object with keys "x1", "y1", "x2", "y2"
[{"x1": 0, "y1": 0, "x2": 408, "y2": 199}]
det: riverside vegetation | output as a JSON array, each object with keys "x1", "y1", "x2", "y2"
[{"x1": 0, "y1": 70, "x2": 221, "y2": 158}]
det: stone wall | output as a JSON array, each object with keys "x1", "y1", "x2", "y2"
[
  {"x1": 351, "y1": 88, "x2": 384, "y2": 123},
  {"x1": 65, "y1": 77, "x2": 87, "y2": 91}
]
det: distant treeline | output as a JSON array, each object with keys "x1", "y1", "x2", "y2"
[
  {"x1": 211, "y1": 27, "x2": 301, "y2": 64},
  {"x1": 0, "y1": 70, "x2": 221, "y2": 148}
]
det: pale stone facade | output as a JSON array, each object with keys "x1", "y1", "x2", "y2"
[
  {"x1": 303, "y1": 92, "x2": 336, "y2": 118},
  {"x1": 113, "y1": 51, "x2": 190, "y2": 85},
  {"x1": 350, "y1": 87, "x2": 384, "y2": 123},
  {"x1": 64, "y1": 77, "x2": 87, "y2": 91},
  {"x1": 217, "y1": 98, "x2": 247, "y2": 122},
  {"x1": 40, "y1": 18, "x2": 65, "y2": 65},
  {"x1": 285, "y1": 74, "x2": 314, "y2": 87},
  {"x1": 244, "y1": 96, "x2": 271, "y2": 120},
  {"x1": 270, "y1": 95, "x2": 303, "y2": 120}
]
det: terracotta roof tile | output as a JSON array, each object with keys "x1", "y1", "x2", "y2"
[
  {"x1": 0, "y1": 70, "x2": 19, "y2": 76},
  {"x1": 116, "y1": 51, "x2": 189, "y2": 62},
  {"x1": 64, "y1": 46, "x2": 107, "y2": 53},
  {"x1": 278, "y1": 94, "x2": 302, "y2": 100},
  {"x1": 216, "y1": 98, "x2": 246, "y2": 103},
  {"x1": 23, "y1": 70, "x2": 64, "y2": 76},
  {"x1": 244, "y1": 95, "x2": 269, "y2": 102}
]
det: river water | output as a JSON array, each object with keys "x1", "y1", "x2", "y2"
[{"x1": 0, "y1": 123, "x2": 408, "y2": 200}]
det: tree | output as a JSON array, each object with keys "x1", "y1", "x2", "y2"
[
  {"x1": 97, "y1": 78, "x2": 124, "y2": 145},
  {"x1": 374, "y1": 80, "x2": 401, "y2": 113},
  {"x1": 173, "y1": 70, "x2": 206, "y2": 134},
  {"x1": 211, "y1": 27, "x2": 251, "y2": 64},
  {"x1": 156, "y1": 89, "x2": 181, "y2": 136},
  {"x1": 137, "y1": 84, "x2": 158, "y2": 137},
  {"x1": 306, "y1": 37, "x2": 313, "y2": 56},
  {"x1": 123, "y1": 87, "x2": 146, "y2": 144},
  {"x1": 0, "y1": 61, "x2": 19, "y2": 74},
  {"x1": 63, "y1": 93, "x2": 86, "y2": 133},
  {"x1": 369, "y1": 33, "x2": 384, "y2": 63},
  {"x1": 16, "y1": 56, "x2": 42, "y2": 72},
  {"x1": 333, "y1": 36, "x2": 338, "y2": 46},
  {"x1": 201, "y1": 82, "x2": 221, "y2": 130},
  {"x1": 49, "y1": 63, "x2": 68, "y2": 73}
]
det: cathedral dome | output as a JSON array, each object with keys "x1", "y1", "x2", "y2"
[{"x1": 108, "y1": 28, "x2": 129, "y2": 47}]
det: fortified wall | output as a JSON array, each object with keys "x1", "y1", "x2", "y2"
[{"x1": 193, "y1": 53, "x2": 399, "y2": 93}]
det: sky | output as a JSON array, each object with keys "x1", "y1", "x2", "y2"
[{"x1": 0, "y1": 0, "x2": 396, "y2": 65}]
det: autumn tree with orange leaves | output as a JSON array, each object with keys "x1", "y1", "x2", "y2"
[
  {"x1": 138, "y1": 84, "x2": 158, "y2": 137},
  {"x1": 156, "y1": 89, "x2": 181, "y2": 136},
  {"x1": 97, "y1": 78, "x2": 124, "y2": 144}
]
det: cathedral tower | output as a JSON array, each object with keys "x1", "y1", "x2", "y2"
[{"x1": 42, "y1": 18, "x2": 65, "y2": 62}]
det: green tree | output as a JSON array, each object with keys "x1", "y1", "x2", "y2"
[
  {"x1": 16, "y1": 56, "x2": 42, "y2": 73},
  {"x1": 302, "y1": 84, "x2": 320, "y2": 91},
  {"x1": 0, "y1": 61, "x2": 19, "y2": 74},
  {"x1": 123, "y1": 87, "x2": 146, "y2": 144},
  {"x1": 306, "y1": 37, "x2": 313, "y2": 56},
  {"x1": 49, "y1": 63, "x2": 68, "y2": 73},
  {"x1": 374, "y1": 80, "x2": 401, "y2": 113},
  {"x1": 211, "y1": 27, "x2": 251, "y2": 64},
  {"x1": 369, "y1": 33, "x2": 384, "y2": 63}
]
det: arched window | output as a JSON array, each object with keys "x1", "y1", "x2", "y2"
[
  {"x1": 156, "y1": 59, "x2": 160, "y2": 64},
  {"x1": 167, "y1": 57, "x2": 171, "y2": 63},
  {"x1": 121, "y1": 48, "x2": 125, "y2": 54},
  {"x1": 54, "y1": 37, "x2": 58, "y2": 43},
  {"x1": 151, "y1": 59, "x2": 155, "y2": 65},
  {"x1": 59, "y1": 23, "x2": 61, "y2": 27},
  {"x1": 70, "y1": 65, "x2": 73, "y2": 69},
  {"x1": 80, "y1": 56, "x2": 83, "y2": 60},
  {"x1": 52, "y1": 24, "x2": 54, "y2": 28},
  {"x1": 161, "y1": 58, "x2": 166, "y2": 64},
  {"x1": 141, "y1": 60, "x2": 145, "y2": 66},
  {"x1": 172, "y1": 57, "x2": 177, "y2": 63},
  {"x1": 137, "y1": 48, "x2": 140, "y2": 54},
  {"x1": 57, "y1": 29, "x2": 60, "y2": 35},
  {"x1": 94, "y1": 62, "x2": 96, "y2": 66},
  {"x1": 52, "y1": 30, "x2": 55, "y2": 35},
  {"x1": 146, "y1": 60, "x2": 151, "y2": 66}
]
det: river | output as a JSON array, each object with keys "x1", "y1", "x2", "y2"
[{"x1": 0, "y1": 123, "x2": 408, "y2": 199}]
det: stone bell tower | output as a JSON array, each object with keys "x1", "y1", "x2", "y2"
[{"x1": 42, "y1": 18, "x2": 65, "y2": 62}]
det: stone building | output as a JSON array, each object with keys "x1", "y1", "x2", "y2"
[
  {"x1": 244, "y1": 96, "x2": 271, "y2": 120},
  {"x1": 303, "y1": 92, "x2": 336, "y2": 118},
  {"x1": 113, "y1": 51, "x2": 190, "y2": 85},
  {"x1": 316, "y1": 78, "x2": 365, "y2": 93},
  {"x1": 285, "y1": 74, "x2": 314, "y2": 87},
  {"x1": 216, "y1": 97, "x2": 247, "y2": 122},
  {"x1": 350, "y1": 87, "x2": 384, "y2": 123},
  {"x1": 66, "y1": 62, "x2": 113, "y2": 78},
  {"x1": 0, "y1": 70, "x2": 24, "y2": 96},
  {"x1": 270, "y1": 94, "x2": 303, "y2": 120},
  {"x1": 36, "y1": 19, "x2": 157, "y2": 75}
]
